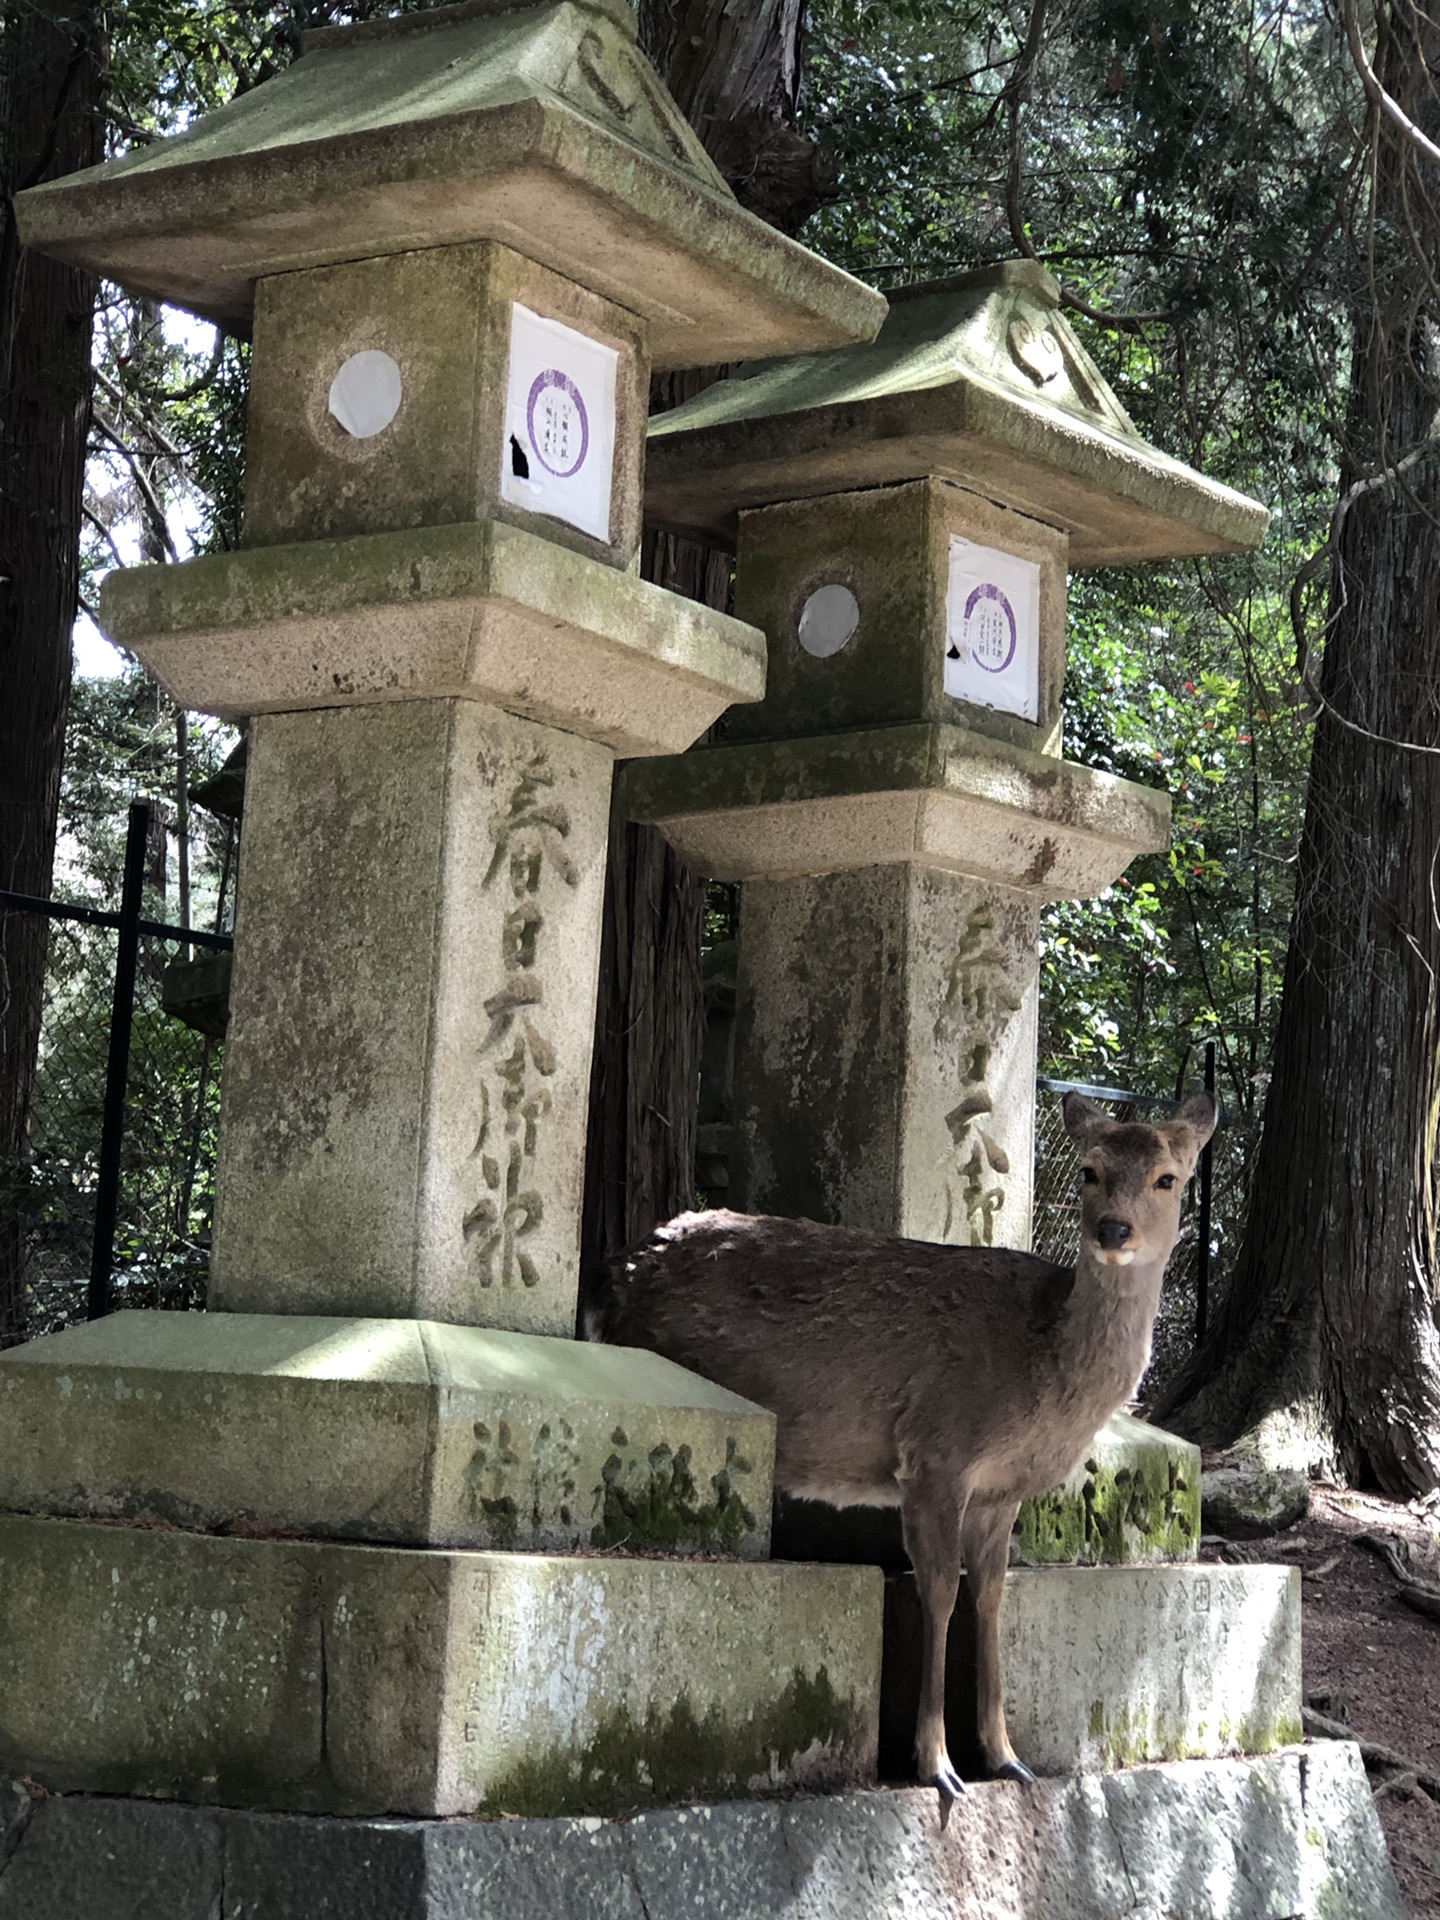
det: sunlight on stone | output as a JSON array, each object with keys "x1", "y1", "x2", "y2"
[{"x1": 259, "y1": 1318, "x2": 421, "y2": 1381}]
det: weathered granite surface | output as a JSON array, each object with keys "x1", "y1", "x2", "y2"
[
  {"x1": 243, "y1": 242, "x2": 651, "y2": 568},
  {"x1": 729, "y1": 866, "x2": 1040, "y2": 1249},
  {"x1": 208, "y1": 702, "x2": 610, "y2": 1332},
  {"x1": 0, "y1": 1311, "x2": 776, "y2": 1556},
  {"x1": 0, "y1": 1746, "x2": 1404, "y2": 1918},
  {"x1": 1015, "y1": 1411, "x2": 1201, "y2": 1566},
  {"x1": 100, "y1": 517, "x2": 766, "y2": 754},
  {"x1": 879, "y1": 1562, "x2": 1302, "y2": 1782},
  {"x1": 1203, "y1": 1465, "x2": 1312, "y2": 1540},
  {"x1": 721, "y1": 480, "x2": 1070, "y2": 760},
  {"x1": 622, "y1": 723, "x2": 1171, "y2": 894},
  {"x1": 775, "y1": 1413, "x2": 1201, "y2": 1574},
  {"x1": 0, "y1": 1516, "x2": 881, "y2": 1820}
]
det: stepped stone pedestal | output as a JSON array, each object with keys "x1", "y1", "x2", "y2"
[
  {"x1": 5, "y1": 0, "x2": 890, "y2": 1837},
  {"x1": 0, "y1": 1516, "x2": 880, "y2": 1819},
  {"x1": 880, "y1": 1563, "x2": 1301, "y2": 1782},
  {"x1": 777, "y1": 1409, "x2": 1201, "y2": 1572},
  {"x1": 0, "y1": 1310, "x2": 777, "y2": 1555},
  {"x1": 0, "y1": 1746, "x2": 1406, "y2": 1919}
]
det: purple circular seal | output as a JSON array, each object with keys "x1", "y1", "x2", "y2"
[
  {"x1": 526, "y1": 369, "x2": 589, "y2": 478},
  {"x1": 963, "y1": 582, "x2": 1018, "y2": 673}
]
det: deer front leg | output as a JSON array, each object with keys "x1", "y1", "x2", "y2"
[
  {"x1": 899, "y1": 1468, "x2": 967, "y2": 1807},
  {"x1": 961, "y1": 1496, "x2": 1034, "y2": 1784}
]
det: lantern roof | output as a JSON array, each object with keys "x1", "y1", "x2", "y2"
[
  {"x1": 645, "y1": 261, "x2": 1269, "y2": 563},
  {"x1": 14, "y1": 0, "x2": 885, "y2": 368}
]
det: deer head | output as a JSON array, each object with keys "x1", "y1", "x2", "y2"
[{"x1": 1062, "y1": 1090, "x2": 1218, "y2": 1268}]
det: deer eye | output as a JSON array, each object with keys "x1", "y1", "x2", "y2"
[
  {"x1": 1155, "y1": 1173, "x2": 1177, "y2": 1190},
  {"x1": 1081, "y1": 1167, "x2": 1098, "y2": 1185}
]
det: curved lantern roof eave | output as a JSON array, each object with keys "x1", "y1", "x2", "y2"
[
  {"x1": 644, "y1": 261, "x2": 1270, "y2": 564},
  {"x1": 14, "y1": 0, "x2": 887, "y2": 370}
]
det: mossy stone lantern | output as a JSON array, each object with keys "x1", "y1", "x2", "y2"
[
  {"x1": 629, "y1": 262, "x2": 1268, "y2": 1247},
  {"x1": 0, "y1": 0, "x2": 890, "y2": 1825},
  {"x1": 30, "y1": 0, "x2": 887, "y2": 1333}
]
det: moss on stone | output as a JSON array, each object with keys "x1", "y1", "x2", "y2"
[
  {"x1": 476, "y1": 1495, "x2": 520, "y2": 1550},
  {"x1": 480, "y1": 1664, "x2": 860, "y2": 1817},
  {"x1": 1085, "y1": 1697, "x2": 1300, "y2": 1773},
  {"x1": 589, "y1": 1438, "x2": 756, "y2": 1555},
  {"x1": 1014, "y1": 1440, "x2": 1199, "y2": 1567}
]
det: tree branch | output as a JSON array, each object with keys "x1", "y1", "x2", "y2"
[
  {"x1": 92, "y1": 412, "x2": 178, "y2": 561},
  {"x1": 81, "y1": 504, "x2": 125, "y2": 570},
  {"x1": 1291, "y1": 438, "x2": 1437, "y2": 690},
  {"x1": 1342, "y1": 0, "x2": 1440, "y2": 171},
  {"x1": 92, "y1": 366, "x2": 186, "y2": 459}
]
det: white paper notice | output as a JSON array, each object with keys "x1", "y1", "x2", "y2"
[
  {"x1": 943, "y1": 537, "x2": 1041, "y2": 722},
  {"x1": 500, "y1": 303, "x2": 619, "y2": 543}
]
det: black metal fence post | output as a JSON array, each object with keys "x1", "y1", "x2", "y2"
[
  {"x1": 1194, "y1": 1038, "x2": 1217, "y2": 1343},
  {"x1": 87, "y1": 800, "x2": 151, "y2": 1321}
]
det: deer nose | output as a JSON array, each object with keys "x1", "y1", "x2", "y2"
[{"x1": 1096, "y1": 1217, "x2": 1132, "y2": 1250}]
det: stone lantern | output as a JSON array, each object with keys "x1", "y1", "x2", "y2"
[
  {"x1": 629, "y1": 262, "x2": 1269, "y2": 1249},
  {"x1": 0, "y1": 0, "x2": 890, "y2": 1827}
]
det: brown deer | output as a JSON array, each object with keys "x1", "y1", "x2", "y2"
[{"x1": 592, "y1": 1089, "x2": 1217, "y2": 1805}]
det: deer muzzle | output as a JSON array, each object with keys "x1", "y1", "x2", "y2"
[{"x1": 1096, "y1": 1217, "x2": 1132, "y2": 1251}]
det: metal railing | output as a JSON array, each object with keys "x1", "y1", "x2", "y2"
[{"x1": 1, "y1": 801, "x2": 232, "y2": 1335}]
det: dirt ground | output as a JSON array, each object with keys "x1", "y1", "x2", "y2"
[{"x1": 1200, "y1": 1484, "x2": 1440, "y2": 1919}]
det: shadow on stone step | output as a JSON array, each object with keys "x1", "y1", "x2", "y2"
[
  {"x1": 770, "y1": 1497, "x2": 978, "y2": 1786},
  {"x1": 771, "y1": 1491, "x2": 910, "y2": 1572},
  {"x1": 879, "y1": 1573, "x2": 986, "y2": 1784}
]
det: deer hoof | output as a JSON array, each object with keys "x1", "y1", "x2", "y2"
[
  {"x1": 991, "y1": 1758, "x2": 1036, "y2": 1785},
  {"x1": 929, "y1": 1755, "x2": 967, "y2": 1810}
]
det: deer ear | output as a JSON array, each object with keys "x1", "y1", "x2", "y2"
[
  {"x1": 1062, "y1": 1091, "x2": 1110, "y2": 1144},
  {"x1": 1167, "y1": 1090, "x2": 1218, "y2": 1153}
]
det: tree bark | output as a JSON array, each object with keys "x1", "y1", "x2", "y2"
[
  {"x1": 0, "y1": 0, "x2": 105, "y2": 1347},
  {"x1": 1154, "y1": 1, "x2": 1440, "y2": 1496},
  {"x1": 579, "y1": 0, "x2": 822, "y2": 1286}
]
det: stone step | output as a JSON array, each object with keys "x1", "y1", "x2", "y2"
[
  {"x1": 881, "y1": 1562, "x2": 1301, "y2": 1781},
  {"x1": 0, "y1": 1310, "x2": 775, "y2": 1557},
  {"x1": 0, "y1": 1745, "x2": 1404, "y2": 1919},
  {"x1": 0, "y1": 1515, "x2": 881, "y2": 1821},
  {"x1": 773, "y1": 1411, "x2": 1200, "y2": 1570}
]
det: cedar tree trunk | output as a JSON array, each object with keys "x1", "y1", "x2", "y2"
[
  {"x1": 0, "y1": 0, "x2": 105, "y2": 1347},
  {"x1": 1154, "y1": 1, "x2": 1440, "y2": 1495}
]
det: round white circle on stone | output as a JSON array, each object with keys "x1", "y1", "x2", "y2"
[
  {"x1": 798, "y1": 583, "x2": 860, "y2": 658},
  {"x1": 327, "y1": 351, "x2": 403, "y2": 438}
]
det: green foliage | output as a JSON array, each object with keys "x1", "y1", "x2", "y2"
[
  {"x1": 22, "y1": 924, "x2": 222, "y2": 1336},
  {"x1": 19, "y1": 665, "x2": 238, "y2": 1333},
  {"x1": 59, "y1": 669, "x2": 236, "y2": 919},
  {"x1": 1036, "y1": 563, "x2": 1308, "y2": 1112}
]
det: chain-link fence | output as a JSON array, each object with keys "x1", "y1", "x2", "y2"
[
  {"x1": 2, "y1": 803, "x2": 230, "y2": 1342},
  {"x1": 1032, "y1": 1069, "x2": 1260, "y2": 1402}
]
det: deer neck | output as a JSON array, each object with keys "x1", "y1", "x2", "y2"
[{"x1": 1062, "y1": 1240, "x2": 1170, "y2": 1403}]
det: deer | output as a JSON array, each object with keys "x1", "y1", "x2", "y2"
[{"x1": 590, "y1": 1088, "x2": 1217, "y2": 1808}]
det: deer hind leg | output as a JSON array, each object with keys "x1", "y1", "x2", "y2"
[
  {"x1": 899, "y1": 1468, "x2": 968, "y2": 1806},
  {"x1": 961, "y1": 1495, "x2": 1034, "y2": 1783}
]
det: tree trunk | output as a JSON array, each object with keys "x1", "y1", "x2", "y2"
[
  {"x1": 0, "y1": 0, "x2": 106, "y2": 1348},
  {"x1": 579, "y1": 0, "x2": 823, "y2": 1287},
  {"x1": 1154, "y1": 1, "x2": 1440, "y2": 1496}
]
